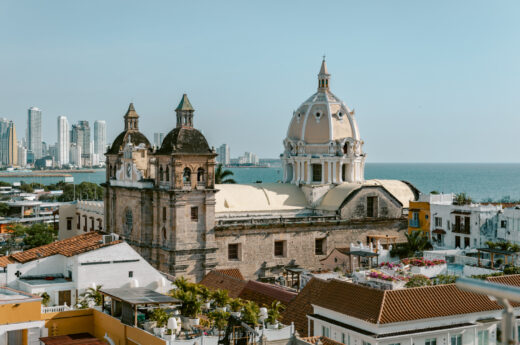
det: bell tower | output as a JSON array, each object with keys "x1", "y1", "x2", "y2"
[{"x1": 176, "y1": 94, "x2": 195, "y2": 128}]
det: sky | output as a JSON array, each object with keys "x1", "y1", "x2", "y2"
[{"x1": 0, "y1": 1, "x2": 519, "y2": 162}]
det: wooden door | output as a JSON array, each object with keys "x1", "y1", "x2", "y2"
[{"x1": 59, "y1": 290, "x2": 71, "y2": 306}]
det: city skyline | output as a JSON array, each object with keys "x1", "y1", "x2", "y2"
[{"x1": 1, "y1": 1, "x2": 520, "y2": 162}]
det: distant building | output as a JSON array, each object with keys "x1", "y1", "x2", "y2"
[
  {"x1": 217, "y1": 143, "x2": 230, "y2": 165},
  {"x1": 48, "y1": 143, "x2": 58, "y2": 162},
  {"x1": 57, "y1": 115, "x2": 69, "y2": 166},
  {"x1": 238, "y1": 151, "x2": 259, "y2": 165},
  {"x1": 94, "y1": 120, "x2": 106, "y2": 164},
  {"x1": 27, "y1": 107, "x2": 42, "y2": 159},
  {"x1": 69, "y1": 143, "x2": 82, "y2": 167},
  {"x1": 7, "y1": 121, "x2": 17, "y2": 166},
  {"x1": 154, "y1": 132, "x2": 165, "y2": 147},
  {"x1": 0, "y1": 118, "x2": 9, "y2": 166},
  {"x1": 71, "y1": 120, "x2": 91, "y2": 167},
  {"x1": 41, "y1": 141, "x2": 48, "y2": 157},
  {"x1": 17, "y1": 143, "x2": 27, "y2": 167}
]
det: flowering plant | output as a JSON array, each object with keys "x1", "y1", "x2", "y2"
[
  {"x1": 401, "y1": 257, "x2": 446, "y2": 267},
  {"x1": 379, "y1": 262, "x2": 402, "y2": 269}
]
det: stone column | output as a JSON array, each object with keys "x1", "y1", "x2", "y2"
[
  {"x1": 332, "y1": 161, "x2": 337, "y2": 183},
  {"x1": 321, "y1": 161, "x2": 325, "y2": 184},
  {"x1": 338, "y1": 162, "x2": 343, "y2": 183}
]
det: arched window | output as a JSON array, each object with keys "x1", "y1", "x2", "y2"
[
  {"x1": 124, "y1": 208, "x2": 133, "y2": 235},
  {"x1": 162, "y1": 207, "x2": 166, "y2": 222},
  {"x1": 162, "y1": 227, "x2": 167, "y2": 240},
  {"x1": 343, "y1": 142, "x2": 349, "y2": 155},
  {"x1": 159, "y1": 166, "x2": 164, "y2": 181},
  {"x1": 183, "y1": 168, "x2": 191, "y2": 185},
  {"x1": 166, "y1": 166, "x2": 170, "y2": 182},
  {"x1": 197, "y1": 168, "x2": 205, "y2": 184}
]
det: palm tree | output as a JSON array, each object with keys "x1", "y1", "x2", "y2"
[
  {"x1": 404, "y1": 230, "x2": 433, "y2": 255},
  {"x1": 215, "y1": 164, "x2": 236, "y2": 184},
  {"x1": 84, "y1": 285, "x2": 103, "y2": 306}
]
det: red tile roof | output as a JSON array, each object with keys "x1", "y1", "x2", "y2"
[
  {"x1": 238, "y1": 280, "x2": 297, "y2": 307},
  {"x1": 301, "y1": 336, "x2": 344, "y2": 345},
  {"x1": 0, "y1": 232, "x2": 120, "y2": 267},
  {"x1": 199, "y1": 270, "x2": 247, "y2": 298},
  {"x1": 215, "y1": 268, "x2": 245, "y2": 280},
  {"x1": 282, "y1": 278, "x2": 330, "y2": 336},
  {"x1": 312, "y1": 279, "x2": 502, "y2": 324},
  {"x1": 0, "y1": 255, "x2": 15, "y2": 268}
]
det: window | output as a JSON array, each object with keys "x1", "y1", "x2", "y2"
[
  {"x1": 435, "y1": 217, "x2": 442, "y2": 227},
  {"x1": 183, "y1": 168, "x2": 191, "y2": 185},
  {"x1": 163, "y1": 207, "x2": 167, "y2": 222},
  {"x1": 321, "y1": 326, "x2": 329, "y2": 337},
  {"x1": 501, "y1": 220, "x2": 507, "y2": 228},
  {"x1": 464, "y1": 237, "x2": 470, "y2": 248},
  {"x1": 159, "y1": 166, "x2": 164, "y2": 181},
  {"x1": 124, "y1": 209, "x2": 133, "y2": 235},
  {"x1": 367, "y1": 196, "x2": 378, "y2": 217},
  {"x1": 165, "y1": 166, "x2": 170, "y2": 181},
  {"x1": 425, "y1": 214, "x2": 429, "y2": 220},
  {"x1": 191, "y1": 207, "x2": 198, "y2": 221},
  {"x1": 455, "y1": 236, "x2": 461, "y2": 248},
  {"x1": 312, "y1": 164, "x2": 322, "y2": 182},
  {"x1": 477, "y1": 330, "x2": 489, "y2": 345},
  {"x1": 315, "y1": 238, "x2": 325, "y2": 255},
  {"x1": 451, "y1": 335, "x2": 462, "y2": 345},
  {"x1": 90, "y1": 217, "x2": 94, "y2": 231},
  {"x1": 128, "y1": 271, "x2": 133, "y2": 278},
  {"x1": 197, "y1": 168, "x2": 205, "y2": 184},
  {"x1": 77, "y1": 214, "x2": 81, "y2": 229},
  {"x1": 66, "y1": 217, "x2": 72, "y2": 230},
  {"x1": 228, "y1": 243, "x2": 240, "y2": 260},
  {"x1": 162, "y1": 227, "x2": 167, "y2": 240},
  {"x1": 425, "y1": 339, "x2": 437, "y2": 345},
  {"x1": 274, "y1": 240, "x2": 286, "y2": 257},
  {"x1": 389, "y1": 343, "x2": 400, "y2": 345},
  {"x1": 341, "y1": 333, "x2": 345, "y2": 344}
]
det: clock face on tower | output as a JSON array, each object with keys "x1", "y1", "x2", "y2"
[{"x1": 126, "y1": 164, "x2": 132, "y2": 178}]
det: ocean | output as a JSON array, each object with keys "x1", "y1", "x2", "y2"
[{"x1": 2, "y1": 163, "x2": 520, "y2": 202}]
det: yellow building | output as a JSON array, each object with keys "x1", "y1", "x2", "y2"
[{"x1": 408, "y1": 197, "x2": 431, "y2": 236}]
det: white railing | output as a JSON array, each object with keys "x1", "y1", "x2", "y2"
[{"x1": 41, "y1": 304, "x2": 72, "y2": 313}]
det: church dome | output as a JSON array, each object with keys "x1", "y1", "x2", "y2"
[
  {"x1": 156, "y1": 94, "x2": 212, "y2": 155},
  {"x1": 157, "y1": 127, "x2": 211, "y2": 154},
  {"x1": 286, "y1": 59, "x2": 360, "y2": 147},
  {"x1": 107, "y1": 103, "x2": 151, "y2": 154}
]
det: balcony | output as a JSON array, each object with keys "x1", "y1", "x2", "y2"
[{"x1": 452, "y1": 223, "x2": 470, "y2": 234}]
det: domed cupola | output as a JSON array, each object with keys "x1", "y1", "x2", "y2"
[
  {"x1": 282, "y1": 59, "x2": 366, "y2": 191},
  {"x1": 157, "y1": 94, "x2": 212, "y2": 155},
  {"x1": 107, "y1": 103, "x2": 151, "y2": 154}
]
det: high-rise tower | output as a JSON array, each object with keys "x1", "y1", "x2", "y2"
[
  {"x1": 28, "y1": 107, "x2": 42, "y2": 160},
  {"x1": 72, "y1": 121, "x2": 91, "y2": 167},
  {"x1": 7, "y1": 121, "x2": 17, "y2": 166},
  {"x1": 57, "y1": 116, "x2": 70, "y2": 166},
  {"x1": 94, "y1": 120, "x2": 106, "y2": 163}
]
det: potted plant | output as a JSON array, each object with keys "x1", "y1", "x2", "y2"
[
  {"x1": 212, "y1": 289, "x2": 230, "y2": 311},
  {"x1": 209, "y1": 309, "x2": 229, "y2": 336},
  {"x1": 40, "y1": 292, "x2": 50, "y2": 307},
  {"x1": 241, "y1": 301, "x2": 260, "y2": 326},
  {"x1": 173, "y1": 290, "x2": 202, "y2": 328},
  {"x1": 199, "y1": 285, "x2": 212, "y2": 310},
  {"x1": 150, "y1": 308, "x2": 169, "y2": 336},
  {"x1": 229, "y1": 298, "x2": 243, "y2": 317},
  {"x1": 83, "y1": 285, "x2": 103, "y2": 306},
  {"x1": 266, "y1": 301, "x2": 284, "y2": 329}
]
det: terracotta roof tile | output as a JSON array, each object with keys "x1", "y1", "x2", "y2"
[
  {"x1": 311, "y1": 280, "x2": 503, "y2": 324},
  {"x1": 215, "y1": 268, "x2": 245, "y2": 280},
  {"x1": 199, "y1": 270, "x2": 247, "y2": 298},
  {"x1": 8, "y1": 232, "x2": 120, "y2": 266},
  {"x1": 239, "y1": 280, "x2": 297, "y2": 307},
  {"x1": 301, "y1": 336, "x2": 344, "y2": 345},
  {"x1": 0, "y1": 255, "x2": 15, "y2": 268},
  {"x1": 282, "y1": 278, "x2": 330, "y2": 336},
  {"x1": 487, "y1": 274, "x2": 520, "y2": 286}
]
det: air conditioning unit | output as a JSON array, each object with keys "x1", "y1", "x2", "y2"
[{"x1": 103, "y1": 234, "x2": 117, "y2": 244}]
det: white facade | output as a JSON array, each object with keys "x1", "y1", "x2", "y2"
[
  {"x1": 497, "y1": 206, "x2": 520, "y2": 244},
  {"x1": 58, "y1": 201, "x2": 104, "y2": 240},
  {"x1": 27, "y1": 107, "x2": 42, "y2": 159},
  {"x1": 429, "y1": 197, "x2": 501, "y2": 249},
  {"x1": 94, "y1": 120, "x2": 106, "y2": 163},
  {"x1": 69, "y1": 142, "x2": 82, "y2": 167},
  {"x1": 4, "y1": 241, "x2": 173, "y2": 307},
  {"x1": 17, "y1": 142, "x2": 27, "y2": 168},
  {"x1": 154, "y1": 132, "x2": 165, "y2": 147},
  {"x1": 57, "y1": 115, "x2": 69, "y2": 166}
]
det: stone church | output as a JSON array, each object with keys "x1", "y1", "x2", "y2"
[{"x1": 104, "y1": 60, "x2": 419, "y2": 282}]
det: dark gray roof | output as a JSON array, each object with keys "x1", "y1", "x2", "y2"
[
  {"x1": 156, "y1": 127, "x2": 211, "y2": 155},
  {"x1": 99, "y1": 287, "x2": 180, "y2": 305},
  {"x1": 107, "y1": 131, "x2": 151, "y2": 154}
]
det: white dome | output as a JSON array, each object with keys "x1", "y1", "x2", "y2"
[{"x1": 286, "y1": 60, "x2": 360, "y2": 147}]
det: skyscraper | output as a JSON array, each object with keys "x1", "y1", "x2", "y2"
[
  {"x1": 57, "y1": 116, "x2": 69, "y2": 166},
  {"x1": 7, "y1": 121, "x2": 17, "y2": 166},
  {"x1": 27, "y1": 107, "x2": 42, "y2": 159},
  {"x1": 217, "y1": 144, "x2": 230, "y2": 165},
  {"x1": 17, "y1": 142, "x2": 26, "y2": 167},
  {"x1": 0, "y1": 118, "x2": 9, "y2": 166},
  {"x1": 94, "y1": 120, "x2": 106, "y2": 163},
  {"x1": 72, "y1": 121, "x2": 91, "y2": 167},
  {"x1": 69, "y1": 143, "x2": 82, "y2": 168},
  {"x1": 154, "y1": 132, "x2": 165, "y2": 147}
]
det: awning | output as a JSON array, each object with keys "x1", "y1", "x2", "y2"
[{"x1": 432, "y1": 229, "x2": 446, "y2": 234}]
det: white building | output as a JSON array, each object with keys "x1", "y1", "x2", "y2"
[
  {"x1": 27, "y1": 107, "x2": 42, "y2": 160},
  {"x1": 69, "y1": 142, "x2": 82, "y2": 167},
  {"x1": 428, "y1": 194, "x2": 501, "y2": 249},
  {"x1": 300, "y1": 278, "x2": 500, "y2": 345},
  {"x1": 0, "y1": 232, "x2": 173, "y2": 308},
  {"x1": 58, "y1": 200, "x2": 104, "y2": 240},
  {"x1": 17, "y1": 141, "x2": 27, "y2": 168},
  {"x1": 496, "y1": 206, "x2": 520, "y2": 244},
  {"x1": 217, "y1": 143, "x2": 230, "y2": 165},
  {"x1": 94, "y1": 120, "x2": 106, "y2": 164},
  {"x1": 57, "y1": 115, "x2": 69, "y2": 166},
  {"x1": 154, "y1": 132, "x2": 165, "y2": 147}
]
